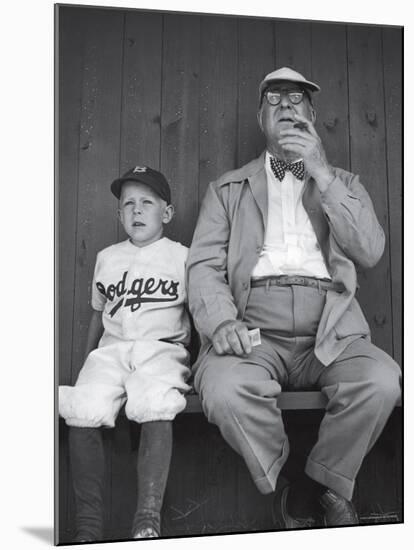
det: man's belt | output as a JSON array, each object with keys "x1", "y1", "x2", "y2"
[{"x1": 250, "y1": 275, "x2": 345, "y2": 293}]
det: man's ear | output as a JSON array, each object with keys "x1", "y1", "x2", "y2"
[
  {"x1": 311, "y1": 107, "x2": 316, "y2": 124},
  {"x1": 257, "y1": 109, "x2": 264, "y2": 132},
  {"x1": 163, "y1": 204, "x2": 174, "y2": 224},
  {"x1": 117, "y1": 207, "x2": 122, "y2": 223}
]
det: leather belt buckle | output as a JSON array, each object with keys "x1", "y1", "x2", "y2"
[{"x1": 287, "y1": 276, "x2": 306, "y2": 286}]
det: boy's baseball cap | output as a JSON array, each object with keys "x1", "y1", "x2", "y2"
[
  {"x1": 259, "y1": 67, "x2": 320, "y2": 101},
  {"x1": 111, "y1": 166, "x2": 171, "y2": 204}
]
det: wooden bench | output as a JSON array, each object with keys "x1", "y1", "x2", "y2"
[{"x1": 183, "y1": 390, "x2": 401, "y2": 414}]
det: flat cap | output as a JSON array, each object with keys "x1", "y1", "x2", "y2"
[{"x1": 259, "y1": 67, "x2": 320, "y2": 100}]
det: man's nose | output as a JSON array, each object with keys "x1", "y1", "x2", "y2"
[
  {"x1": 133, "y1": 204, "x2": 142, "y2": 214},
  {"x1": 280, "y1": 93, "x2": 293, "y2": 108}
]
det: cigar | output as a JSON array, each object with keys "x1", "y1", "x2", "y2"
[{"x1": 293, "y1": 121, "x2": 308, "y2": 130}]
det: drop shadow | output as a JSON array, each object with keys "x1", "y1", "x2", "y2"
[{"x1": 21, "y1": 526, "x2": 54, "y2": 544}]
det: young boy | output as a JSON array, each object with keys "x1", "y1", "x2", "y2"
[{"x1": 59, "y1": 166, "x2": 191, "y2": 541}]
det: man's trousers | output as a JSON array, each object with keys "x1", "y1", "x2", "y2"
[{"x1": 194, "y1": 284, "x2": 401, "y2": 500}]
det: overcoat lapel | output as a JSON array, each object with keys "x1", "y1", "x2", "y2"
[{"x1": 247, "y1": 153, "x2": 268, "y2": 233}]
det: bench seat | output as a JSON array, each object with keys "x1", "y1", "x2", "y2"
[{"x1": 184, "y1": 390, "x2": 401, "y2": 414}]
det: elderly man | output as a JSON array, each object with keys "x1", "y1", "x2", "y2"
[{"x1": 186, "y1": 67, "x2": 401, "y2": 527}]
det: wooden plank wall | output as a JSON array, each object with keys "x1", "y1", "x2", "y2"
[{"x1": 57, "y1": 5, "x2": 402, "y2": 543}]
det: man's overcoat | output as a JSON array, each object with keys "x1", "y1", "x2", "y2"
[{"x1": 187, "y1": 152, "x2": 385, "y2": 367}]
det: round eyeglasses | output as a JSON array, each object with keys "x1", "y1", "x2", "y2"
[{"x1": 264, "y1": 90, "x2": 304, "y2": 106}]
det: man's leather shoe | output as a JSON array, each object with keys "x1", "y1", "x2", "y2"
[
  {"x1": 272, "y1": 477, "x2": 315, "y2": 529},
  {"x1": 319, "y1": 489, "x2": 358, "y2": 526}
]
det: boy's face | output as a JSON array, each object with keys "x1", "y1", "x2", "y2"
[{"x1": 118, "y1": 182, "x2": 173, "y2": 247}]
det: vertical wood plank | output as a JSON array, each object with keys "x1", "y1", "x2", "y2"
[
  {"x1": 347, "y1": 25, "x2": 393, "y2": 354},
  {"x1": 120, "y1": 12, "x2": 162, "y2": 172},
  {"x1": 57, "y1": 7, "x2": 86, "y2": 543},
  {"x1": 108, "y1": 418, "x2": 138, "y2": 539},
  {"x1": 311, "y1": 22, "x2": 350, "y2": 171},
  {"x1": 382, "y1": 27, "x2": 402, "y2": 365},
  {"x1": 164, "y1": 416, "x2": 275, "y2": 535},
  {"x1": 237, "y1": 18, "x2": 274, "y2": 166},
  {"x1": 199, "y1": 16, "x2": 239, "y2": 203},
  {"x1": 202, "y1": 429, "x2": 245, "y2": 531},
  {"x1": 393, "y1": 408, "x2": 403, "y2": 519},
  {"x1": 71, "y1": 8, "x2": 124, "y2": 383},
  {"x1": 354, "y1": 409, "x2": 402, "y2": 523},
  {"x1": 58, "y1": 421, "x2": 70, "y2": 543},
  {"x1": 274, "y1": 20, "x2": 312, "y2": 76},
  {"x1": 108, "y1": 12, "x2": 164, "y2": 539},
  {"x1": 161, "y1": 14, "x2": 201, "y2": 247},
  {"x1": 163, "y1": 416, "x2": 215, "y2": 536},
  {"x1": 118, "y1": 12, "x2": 163, "y2": 243},
  {"x1": 67, "y1": 8, "x2": 125, "y2": 540},
  {"x1": 235, "y1": 453, "x2": 274, "y2": 531},
  {"x1": 57, "y1": 6, "x2": 85, "y2": 387}
]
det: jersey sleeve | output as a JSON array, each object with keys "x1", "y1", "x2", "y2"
[{"x1": 91, "y1": 252, "x2": 106, "y2": 311}]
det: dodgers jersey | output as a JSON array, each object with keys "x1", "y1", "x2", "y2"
[{"x1": 92, "y1": 237, "x2": 191, "y2": 345}]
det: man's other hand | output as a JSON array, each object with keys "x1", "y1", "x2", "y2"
[{"x1": 212, "y1": 320, "x2": 252, "y2": 356}]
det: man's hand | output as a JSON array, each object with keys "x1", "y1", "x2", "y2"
[
  {"x1": 212, "y1": 320, "x2": 252, "y2": 356},
  {"x1": 278, "y1": 113, "x2": 335, "y2": 192}
]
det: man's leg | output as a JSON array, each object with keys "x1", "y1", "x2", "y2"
[
  {"x1": 132, "y1": 421, "x2": 172, "y2": 538},
  {"x1": 303, "y1": 338, "x2": 401, "y2": 522},
  {"x1": 69, "y1": 427, "x2": 105, "y2": 542},
  {"x1": 194, "y1": 339, "x2": 289, "y2": 495}
]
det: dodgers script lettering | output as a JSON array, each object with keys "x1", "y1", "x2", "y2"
[{"x1": 96, "y1": 271, "x2": 180, "y2": 316}]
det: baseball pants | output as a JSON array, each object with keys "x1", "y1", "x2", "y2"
[{"x1": 59, "y1": 339, "x2": 190, "y2": 427}]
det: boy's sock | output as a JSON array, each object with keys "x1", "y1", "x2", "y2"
[
  {"x1": 132, "y1": 420, "x2": 173, "y2": 537},
  {"x1": 69, "y1": 427, "x2": 105, "y2": 541}
]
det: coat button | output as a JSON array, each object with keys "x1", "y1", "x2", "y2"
[
  {"x1": 315, "y1": 243, "x2": 321, "y2": 250},
  {"x1": 243, "y1": 282, "x2": 248, "y2": 290}
]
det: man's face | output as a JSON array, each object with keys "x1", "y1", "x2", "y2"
[
  {"x1": 257, "y1": 81, "x2": 315, "y2": 150},
  {"x1": 118, "y1": 182, "x2": 173, "y2": 247}
]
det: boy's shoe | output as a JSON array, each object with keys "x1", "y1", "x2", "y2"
[
  {"x1": 133, "y1": 526, "x2": 160, "y2": 539},
  {"x1": 319, "y1": 489, "x2": 358, "y2": 526},
  {"x1": 132, "y1": 510, "x2": 161, "y2": 539}
]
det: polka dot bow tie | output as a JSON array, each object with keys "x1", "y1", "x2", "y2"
[{"x1": 270, "y1": 157, "x2": 305, "y2": 181}]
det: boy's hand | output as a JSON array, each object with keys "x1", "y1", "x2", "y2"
[{"x1": 212, "y1": 320, "x2": 252, "y2": 356}]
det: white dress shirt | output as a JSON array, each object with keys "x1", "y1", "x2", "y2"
[{"x1": 251, "y1": 151, "x2": 331, "y2": 279}]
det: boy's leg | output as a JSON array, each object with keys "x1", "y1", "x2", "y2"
[
  {"x1": 61, "y1": 342, "x2": 132, "y2": 541},
  {"x1": 69, "y1": 427, "x2": 105, "y2": 541},
  {"x1": 132, "y1": 420, "x2": 172, "y2": 538}
]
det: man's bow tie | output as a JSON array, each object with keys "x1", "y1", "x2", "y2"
[{"x1": 270, "y1": 157, "x2": 305, "y2": 181}]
